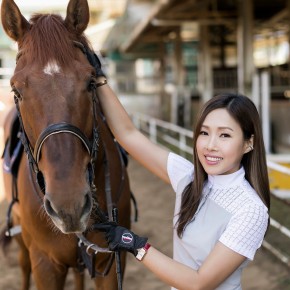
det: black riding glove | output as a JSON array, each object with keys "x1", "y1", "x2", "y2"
[
  {"x1": 93, "y1": 52, "x2": 106, "y2": 78},
  {"x1": 86, "y1": 49, "x2": 106, "y2": 78},
  {"x1": 93, "y1": 222, "x2": 148, "y2": 256}
]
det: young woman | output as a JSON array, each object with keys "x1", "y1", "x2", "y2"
[{"x1": 93, "y1": 71, "x2": 270, "y2": 290}]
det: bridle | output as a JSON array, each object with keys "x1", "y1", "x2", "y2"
[
  {"x1": 14, "y1": 75, "x2": 100, "y2": 194},
  {"x1": 13, "y1": 41, "x2": 116, "y2": 217}
]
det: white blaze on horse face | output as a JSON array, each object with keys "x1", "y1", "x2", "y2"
[{"x1": 43, "y1": 61, "x2": 61, "y2": 75}]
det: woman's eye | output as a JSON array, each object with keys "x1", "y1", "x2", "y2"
[
  {"x1": 220, "y1": 133, "x2": 231, "y2": 138},
  {"x1": 199, "y1": 131, "x2": 208, "y2": 136}
]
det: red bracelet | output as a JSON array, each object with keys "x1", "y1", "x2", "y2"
[{"x1": 136, "y1": 243, "x2": 151, "y2": 261}]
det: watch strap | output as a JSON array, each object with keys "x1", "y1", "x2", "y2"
[{"x1": 135, "y1": 243, "x2": 151, "y2": 261}]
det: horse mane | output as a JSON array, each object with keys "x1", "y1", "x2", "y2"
[{"x1": 20, "y1": 14, "x2": 91, "y2": 68}]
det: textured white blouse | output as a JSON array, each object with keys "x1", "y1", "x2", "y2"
[{"x1": 167, "y1": 153, "x2": 269, "y2": 290}]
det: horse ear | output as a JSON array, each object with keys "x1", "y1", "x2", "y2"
[
  {"x1": 1, "y1": 0, "x2": 30, "y2": 41},
  {"x1": 64, "y1": 0, "x2": 90, "y2": 34}
]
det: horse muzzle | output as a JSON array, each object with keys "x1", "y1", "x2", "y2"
[{"x1": 43, "y1": 191, "x2": 92, "y2": 233}]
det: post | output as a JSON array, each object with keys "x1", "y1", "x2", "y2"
[
  {"x1": 261, "y1": 71, "x2": 271, "y2": 153},
  {"x1": 198, "y1": 24, "x2": 213, "y2": 103},
  {"x1": 237, "y1": 0, "x2": 254, "y2": 97},
  {"x1": 252, "y1": 72, "x2": 260, "y2": 113},
  {"x1": 149, "y1": 118, "x2": 157, "y2": 143}
]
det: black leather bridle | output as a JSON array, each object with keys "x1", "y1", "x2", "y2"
[
  {"x1": 14, "y1": 98, "x2": 100, "y2": 194},
  {"x1": 13, "y1": 42, "x2": 101, "y2": 194}
]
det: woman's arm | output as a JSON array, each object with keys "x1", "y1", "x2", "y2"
[
  {"x1": 142, "y1": 242, "x2": 246, "y2": 290},
  {"x1": 94, "y1": 222, "x2": 246, "y2": 290},
  {"x1": 96, "y1": 78, "x2": 170, "y2": 183}
]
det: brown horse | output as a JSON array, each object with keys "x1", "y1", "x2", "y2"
[{"x1": 1, "y1": 0, "x2": 131, "y2": 289}]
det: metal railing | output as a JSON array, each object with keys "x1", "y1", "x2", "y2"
[{"x1": 132, "y1": 112, "x2": 290, "y2": 267}]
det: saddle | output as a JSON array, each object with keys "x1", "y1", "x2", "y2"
[{"x1": 2, "y1": 113, "x2": 23, "y2": 178}]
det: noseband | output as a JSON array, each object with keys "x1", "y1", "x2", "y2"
[{"x1": 34, "y1": 123, "x2": 92, "y2": 163}]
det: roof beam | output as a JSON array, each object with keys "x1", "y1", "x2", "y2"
[
  {"x1": 163, "y1": 10, "x2": 237, "y2": 19},
  {"x1": 151, "y1": 18, "x2": 236, "y2": 27},
  {"x1": 120, "y1": 0, "x2": 176, "y2": 53}
]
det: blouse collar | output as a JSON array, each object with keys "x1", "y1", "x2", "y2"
[{"x1": 207, "y1": 166, "x2": 245, "y2": 189}]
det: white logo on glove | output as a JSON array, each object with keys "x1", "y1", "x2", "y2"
[{"x1": 122, "y1": 232, "x2": 133, "y2": 244}]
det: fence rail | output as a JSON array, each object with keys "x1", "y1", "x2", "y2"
[{"x1": 132, "y1": 112, "x2": 290, "y2": 267}]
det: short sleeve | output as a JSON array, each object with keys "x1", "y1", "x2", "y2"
[
  {"x1": 167, "y1": 152, "x2": 194, "y2": 195},
  {"x1": 219, "y1": 203, "x2": 268, "y2": 260}
]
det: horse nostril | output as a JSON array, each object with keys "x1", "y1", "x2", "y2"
[
  {"x1": 44, "y1": 197, "x2": 57, "y2": 217},
  {"x1": 82, "y1": 193, "x2": 92, "y2": 217}
]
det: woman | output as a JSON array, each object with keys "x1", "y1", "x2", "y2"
[{"x1": 93, "y1": 71, "x2": 270, "y2": 289}]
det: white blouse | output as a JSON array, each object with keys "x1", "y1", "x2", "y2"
[{"x1": 167, "y1": 153, "x2": 269, "y2": 290}]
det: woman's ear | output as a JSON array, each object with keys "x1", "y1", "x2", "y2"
[{"x1": 244, "y1": 135, "x2": 254, "y2": 154}]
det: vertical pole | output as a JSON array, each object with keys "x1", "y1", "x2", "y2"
[
  {"x1": 198, "y1": 24, "x2": 213, "y2": 103},
  {"x1": 286, "y1": 0, "x2": 290, "y2": 85},
  {"x1": 149, "y1": 118, "x2": 157, "y2": 143},
  {"x1": 174, "y1": 27, "x2": 183, "y2": 87},
  {"x1": 252, "y1": 72, "x2": 260, "y2": 113},
  {"x1": 173, "y1": 28, "x2": 184, "y2": 125},
  {"x1": 171, "y1": 89, "x2": 178, "y2": 124},
  {"x1": 179, "y1": 133, "x2": 186, "y2": 157},
  {"x1": 237, "y1": 0, "x2": 254, "y2": 97},
  {"x1": 261, "y1": 71, "x2": 271, "y2": 153},
  {"x1": 159, "y1": 42, "x2": 167, "y2": 120}
]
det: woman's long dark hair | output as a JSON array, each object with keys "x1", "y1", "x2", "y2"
[{"x1": 176, "y1": 93, "x2": 271, "y2": 238}]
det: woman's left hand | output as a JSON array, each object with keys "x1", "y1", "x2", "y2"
[{"x1": 93, "y1": 222, "x2": 148, "y2": 255}]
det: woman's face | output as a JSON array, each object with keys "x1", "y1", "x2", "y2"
[{"x1": 196, "y1": 108, "x2": 252, "y2": 176}]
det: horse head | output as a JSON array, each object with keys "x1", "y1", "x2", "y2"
[{"x1": 1, "y1": 0, "x2": 100, "y2": 234}]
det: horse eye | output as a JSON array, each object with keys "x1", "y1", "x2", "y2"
[{"x1": 11, "y1": 87, "x2": 22, "y2": 101}]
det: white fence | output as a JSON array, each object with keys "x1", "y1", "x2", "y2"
[{"x1": 132, "y1": 112, "x2": 290, "y2": 267}]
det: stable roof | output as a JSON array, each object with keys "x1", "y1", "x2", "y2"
[{"x1": 102, "y1": 0, "x2": 288, "y2": 56}]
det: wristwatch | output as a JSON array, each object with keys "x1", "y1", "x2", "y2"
[{"x1": 136, "y1": 243, "x2": 151, "y2": 261}]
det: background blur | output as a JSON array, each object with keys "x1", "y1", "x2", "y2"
[{"x1": 0, "y1": 0, "x2": 290, "y2": 289}]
